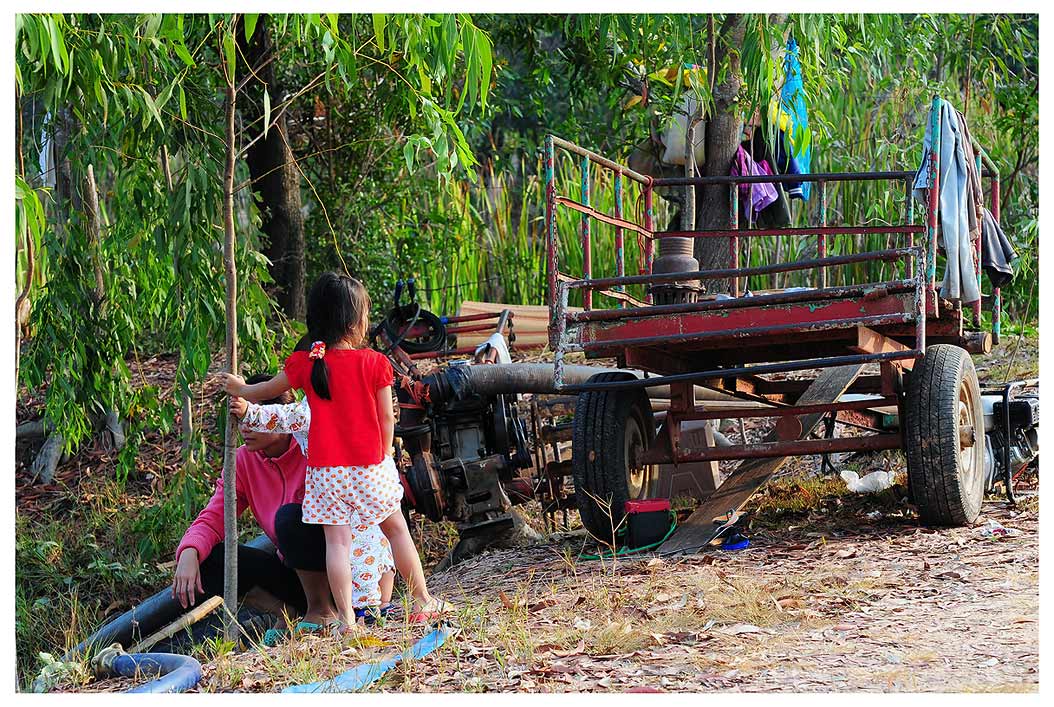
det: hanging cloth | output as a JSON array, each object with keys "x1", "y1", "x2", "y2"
[
  {"x1": 912, "y1": 99, "x2": 982, "y2": 305},
  {"x1": 980, "y1": 207, "x2": 1016, "y2": 288},
  {"x1": 776, "y1": 37, "x2": 812, "y2": 200},
  {"x1": 731, "y1": 146, "x2": 778, "y2": 221}
]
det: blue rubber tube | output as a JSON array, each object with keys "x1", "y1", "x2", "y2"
[
  {"x1": 111, "y1": 653, "x2": 203, "y2": 693},
  {"x1": 283, "y1": 625, "x2": 453, "y2": 693}
]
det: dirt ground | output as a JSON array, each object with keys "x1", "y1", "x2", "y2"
[
  {"x1": 144, "y1": 485, "x2": 1035, "y2": 694},
  {"x1": 33, "y1": 334, "x2": 1040, "y2": 693}
]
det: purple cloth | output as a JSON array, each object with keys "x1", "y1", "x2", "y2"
[{"x1": 732, "y1": 146, "x2": 778, "y2": 220}]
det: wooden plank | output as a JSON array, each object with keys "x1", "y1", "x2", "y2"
[
  {"x1": 455, "y1": 301, "x2": 582, "y2": 348},
  {"x1": 851, "y1": 325, "x2": 915, "y2": 370},
  {"x1": 659, "y1": 363, "x2": 865, "y2": 555}
]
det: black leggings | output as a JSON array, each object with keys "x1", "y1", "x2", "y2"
[
  {"x1": 198, "y1": 544, "x2": 307, "y2": 614},
  {"x1": 273, "y1": 503, "x2": 327, "y2": 572}
]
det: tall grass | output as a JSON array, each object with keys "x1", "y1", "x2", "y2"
[{"x1": 411, "y1": 85, "x2": 1032, "y2": 323}]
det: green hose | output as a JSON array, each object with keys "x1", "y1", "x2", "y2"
[{"x1": 578, "y1": 512, "x2": 678, "y2": 560}]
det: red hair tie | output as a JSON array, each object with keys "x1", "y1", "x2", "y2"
[{"x1": 308, "y1": 341, "x2": 326, "y2": 360}]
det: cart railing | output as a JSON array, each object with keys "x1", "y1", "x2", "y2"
[{"x1": 544, "y1": 97, "x2": 1003, "y2": 391}]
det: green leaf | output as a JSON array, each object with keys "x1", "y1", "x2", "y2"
[
  {"x1": 403, "y1": 141, "x2": 414, "y2": 172},
  {"x1": 263, "y1": 88, "x2": 271, "y2": 139},
  {"x1": 222, "y1": 30, "x2": 236, "y2": 80},
  {"x1": 372, "y1": 14, "x2": 385, "y2": 52},
  {"x1": 178, "y1": 84, "x2": 187, "y2": 120},
  {"x1": 173, "y1": 39, "x2": 195, "y2": 67},
  {"x1": 140, "y1": 87, "x2": 164, "y2": 130},
  {"x1": 475, "y1": 29, "x2": 491, "y2": 111},
  {"x1": 45, "y1": 15, "x2": 67, "y2": 76},
  {"x1": 244, "y1": 13, "x2": 258, "y2": 43}
]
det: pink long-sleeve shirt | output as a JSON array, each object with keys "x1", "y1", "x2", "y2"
[{"x1": 175, "y1": 437, "x2": 307, "y2": 562}]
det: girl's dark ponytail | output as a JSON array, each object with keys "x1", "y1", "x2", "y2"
[
  {"x1": 303, "y1": 338, "x2": 331, "y2": 400},
  {"x1": 311, "y1": 357, "x2": 331, "y2": 400}
]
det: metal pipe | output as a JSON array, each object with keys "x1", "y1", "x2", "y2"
[
  {"x1": 926, "y1": 95, "x2": 942, "y2": 298},
  {"x1": 992, "y1": 175, "x2": 1001, "y2": 343},
  {"x1": 668, "y1": 396, "x2": 898, "y2": 421},
  {"x1": 567, "y1": 280, "x2": 917, "y2": 323},
  {"x1": 731, "y1": 171, "x2": 740, "y2": 296},
  {"x1": 550, "y1": 135, "x2": 653, "y2": 184},
  {"x1": 818, "y1": 180, "x2": 828, "y2": 288},
  {"x1": 556, "y1": 197, "x2": 652, "y2": 238},
  {"x1": 545, "y1": 135, "x2": 558, "y2": 344},
  {"x1": 644, "y1": 183, "x2": 654, "y2": 304},
  {"x1": 614, "y1": 171, "x2": 625, "y2": 307},
  {"x1": 581, "y1": 155, "x2": 592, "y2": 310},
  {"x1": 662, "y1": 433, "x2": 903, "y2": 463},
  {"x1": 653, "y1": 170, "x2": 918, "y2": 186},
  {"x1": 566, "y1": 247, "x2": 917, "y2": 291},
  {"x1": 557, "y1": 350, "x2": 922, "y2": 394},
  {"x1": 653, "y1": 225, "x2": 923, "y2": 240}
]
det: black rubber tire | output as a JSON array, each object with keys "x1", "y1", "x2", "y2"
[
  {"x1": 571, "y1": 372, "x2": 656, "y2": 542},
  {"x1": 904, "y1": 344, "x2": 985, "y2": 526}
]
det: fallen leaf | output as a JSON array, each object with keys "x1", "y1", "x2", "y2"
[
  {"x1": 626, "y1": 686, "x2": 664, "y2": 693},
  {"x1": 646, "y1": 558, "x2": 664, "y2": 568},
  {"x1": 528, "y1": 598, "x2": 557, "y2": 613},
  {"x1": 597, "y1": 676, "x2": 613, "y2": 688},
  {"x1": 551, "y1": 639, "x2": 586, "y2": 657},
  {"x1": 498, "y1": 590, "x2": 515, "y2": 610},
  {"x1": 721, "y1": 623, "x2": 762, "y2": 635}
]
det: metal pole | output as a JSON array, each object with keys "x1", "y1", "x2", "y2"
[
  {"x1": 818, "y1": 180, "x2": 828, "y2": 289},
  {"x1": 545, "y1": 135, "x2": 558, "y2": 348},
  {"x1": 974, "y1": 153, "x2": 983, "y2": 326},
  {"x1": 644, "y1": 183, "x2": 654, "y2": 304},
  {"x1": 614, "y1": 171, "x2": 625, "y2": 307},
  {"x1": 905, "y1": 178, "x2": 915, "y2": 279},
  {"x1": 925, "y1": 96, "x2": 942, "y2": 318},
  {"x1": 580, "y1": 155, "x2": 592, "y2": 310},
  {"x1": 730, "y1": 180, "x2": 740, "y2": 296},
  {"x1": 992, "y1": 175, "x2": 1001, "y2": 343}
]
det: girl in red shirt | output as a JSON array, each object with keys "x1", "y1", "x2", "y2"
[{"x1": 223, "y1": 272, "x2": 447, "y2": 633}]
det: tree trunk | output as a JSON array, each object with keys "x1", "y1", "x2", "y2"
[
  {"x1": 239, "y1": 15, "x2": 306, "y2": 320},
  {"x1": 221, "y1": 30, "x2": 240, "y2": 643},
  {"x1": 695, "y1": 14, "x2": 750, "y2": 295}
]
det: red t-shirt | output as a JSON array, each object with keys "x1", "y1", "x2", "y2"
[{"x1": 284, "y1": 348, "x2": 393, "y2": 467}]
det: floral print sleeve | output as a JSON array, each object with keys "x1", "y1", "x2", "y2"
[{"x1": 242, "y1": 399, "x2": 311, "y2": 455}]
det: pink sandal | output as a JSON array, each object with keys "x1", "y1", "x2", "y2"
[{"x1": 408, "y1": 599, "x2": 453, "y2": 624}]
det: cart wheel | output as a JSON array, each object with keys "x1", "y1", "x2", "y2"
[
  {"x1": 904, "y1": 344, "x2": 985, "y2": 526},
  {"x1": 572, "y1": 373, "x2": 656, "y2": 542}
]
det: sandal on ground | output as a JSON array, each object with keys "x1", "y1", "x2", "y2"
[
  {"x1": 262, "y1": 627, "x2": 289, "y2": 647},
  {"x1": 355, "y1": 602, "x2": 396, "y2": 627},
  {"x1": 408, "y1": 599, "x2": 454, "y2": 624}
]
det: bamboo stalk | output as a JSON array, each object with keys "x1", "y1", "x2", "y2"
[
  {"x1": 221, "y1": 27, "x2": 240, "y2": 644},
  {"x1": 128, "y1": 596, "x2": 225, "y2": 654}
]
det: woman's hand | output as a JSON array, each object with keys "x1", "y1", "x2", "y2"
[
  {"x1": 219, "y1": 372, "x2": 246, "y2": 396},
  {"x1": 172, "y1": 548, "x2": 204, "y2": 609},
  {"x1": 230, "y1": 396, "x2": 248, "y2": 419}
]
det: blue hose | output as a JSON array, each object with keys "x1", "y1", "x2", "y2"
[
  {"x1": 283, "y1": 624, "x2": 454, "y2": 693},
  {"x1": 111, "y1": 653, "x2": 202, "y2": 693}
]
